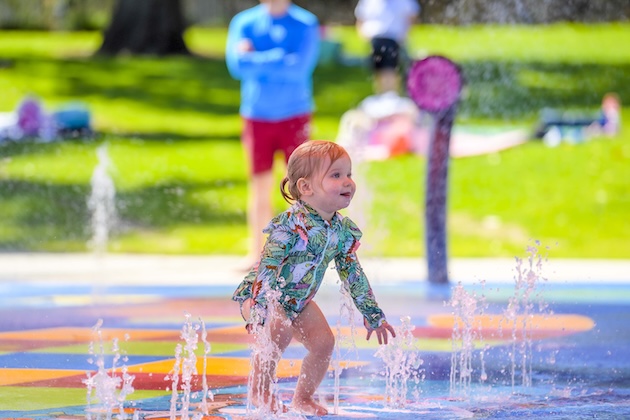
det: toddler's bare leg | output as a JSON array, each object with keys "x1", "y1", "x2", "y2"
[
  {"x1": 290, "y1": 301, "x2": 335, "y2": 416},
  {"x1": 248, "y1": 302, "x2": 293, "y2": 413}
]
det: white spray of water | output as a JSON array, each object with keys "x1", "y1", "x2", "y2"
[
  {"x1": 337, "y1": 110, "x2": 371, "y2": 231},
  {"x1": 88, "y1": 144, "x2": 117, "y2": 254},
  {"x1": 332, "y1": 279, "x2": 360, "y2": 414},
  {"x1": 375, "y1": 316, "x2": 424, "y2": 408},
  {"x1": 246, "y1": 286, "x2": 291, "y2": 416},
  {"x1": 84, "y1": 319, "x2": 135, "y2": 420},
  {"x1": 449, "y1": 282, "x2": 487, "y2": 395},
  {"x1": 337, "y1": 110, "x2": 389, "y2": 254},
  {"x1": 168, "y1": 340, "x2": 182, "y2": 417},
  {"x1": 167, "y1": 312, "x2": 213, "y2": 419},
  {"x1": 506, "y1": 243, "x2": 549, "y2": 388},
  {"x1": 199, "y1": 317, "x2": 214, "y2": 414},
  {"x1": 447, "y1": 244, "x2": 550, "y2": 394}
]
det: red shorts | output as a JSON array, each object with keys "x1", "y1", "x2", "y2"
[{"x1": 242, "y1": 114, "x2": 311, "y2": 174}]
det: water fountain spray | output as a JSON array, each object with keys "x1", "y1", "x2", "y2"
[
  {"x1": 375, "y1": 316, "x2": 424, "y2": 408},
  {"x1": 87, "y1": 143, "x2": 118, "y2": 254},
  {"x1": 83, "y1": 319, "x2": 135, "y2": 420},
  {"x1": 332, "y1": 279, "x2": 360, "y2": 414},
  {"x1": 246, "y1": 286, "x2": 288, "y2": 416},
  {"x1": 166, "y1": 313, "x2": 213, "y2": 419},
  {"x1": 447, "y1": 245, "x2": 550, "y2": 394},
  {"x1": 506, "y1": 243, "x2": 549, "y2": 388},
  {"x1": 449, "y1": 282, "x2": 487, "y2": 395}
]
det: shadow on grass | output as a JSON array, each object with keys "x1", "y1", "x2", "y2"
[
  {"x1": 0, "y1": 178, "x2": 246, "y2": 251},
  {"x1": 116, "y1": 179, "x2": 246, "y2": 228},
  {"x1": 11, "y1": 56, "x2": 241, "y2": 117},
  {"x1": 314, "y1": 59, "x2": 630, "y2": 122},
  {"x1": 99, "y1": 131, "x2": 241, "y2": 142},
  {"x1": 0, "y1": 180, "x2": 91, "y2": 250},
  {"x1": 458, "y1": 60, "x2": 630, "y2": 120},
  {"x1": 5, "y1": 53, "x2": 628, "y2": 122}
]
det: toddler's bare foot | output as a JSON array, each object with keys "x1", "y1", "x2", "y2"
[{"x1": 291, "y1": 397, "x2": 328, "y2": 416}]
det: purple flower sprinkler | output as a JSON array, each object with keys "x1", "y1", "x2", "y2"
[{"x1": 407, "y1": 56, "x2": 463, "y2": 284}]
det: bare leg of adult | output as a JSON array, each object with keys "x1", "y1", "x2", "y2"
[
  {"x1": 290, "y1": 302, "x2": 335, "y2": 416},
  {"x1": 249, "y1": 303, "x2": 293, "y2": 413},
  {"x1": 244, "y1": 170, "x2": 274, "y2": 269}
]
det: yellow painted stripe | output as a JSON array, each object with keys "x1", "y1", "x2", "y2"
[
  {"x1": 0, "y1": 368, "x2": 81, "y2": 386},
  {"x1": 127, "y1": 356, "x2": 367, "y2": 378},
  {"x1": 428, "y1": 314, "x2": 595, "y2": 331}
]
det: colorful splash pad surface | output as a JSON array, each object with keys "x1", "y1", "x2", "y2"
[{"x1": 1, "y1": 256, "x2": 630, "y2": 419}]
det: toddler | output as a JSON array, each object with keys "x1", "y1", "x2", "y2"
[{"x1": 233, "y1": 140, "x2": 396, "y2": 415}]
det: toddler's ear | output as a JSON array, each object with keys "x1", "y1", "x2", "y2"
[{"x1": 297, "y1": 177, "x2": 312, "y2": 196}]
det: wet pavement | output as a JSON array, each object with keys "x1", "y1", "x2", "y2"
[{"x1": 1, "y1": 253, "x2": 629, "y2": 418}]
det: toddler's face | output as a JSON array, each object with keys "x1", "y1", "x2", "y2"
[{"x1": 308, "y1": 155, "x2": 356, "y2": 218}]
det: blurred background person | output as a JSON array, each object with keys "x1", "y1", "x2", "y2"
[
  {"x1": 226, "y1": 0, "x2": 320, "y2": 269},
  {"x1": 355, "y1": 0, "x2": 420, "y2": 94}
]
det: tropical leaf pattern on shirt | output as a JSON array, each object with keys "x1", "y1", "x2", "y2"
[{"x1": 232, "y1": 200, "x2": 386, "y2": 329}]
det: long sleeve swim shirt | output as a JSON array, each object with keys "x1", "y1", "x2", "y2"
[
  {"x1": 232, "y1": 201, "x2": 387, "y2": 329},
  {"x1": 225, "y1": 4, "x2": 320, "y2": 121}
]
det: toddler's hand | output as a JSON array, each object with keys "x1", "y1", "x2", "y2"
[
  {"x1": 365, "y1": 319, "x2": 396, "y2": 345},
  {"x1": 242, "y1": 298, "x2": 262, "y2": 333}
]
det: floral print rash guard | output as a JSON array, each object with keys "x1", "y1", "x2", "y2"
[{"x1": 232, "y1": 200, "x2": 387, "y2": 329}]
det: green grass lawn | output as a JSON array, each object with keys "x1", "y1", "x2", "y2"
[{"x1": 0, "y1": 23, "x2": 629, "y2": 258}]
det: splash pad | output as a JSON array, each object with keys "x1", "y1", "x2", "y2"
[{"x1": 1, "y1": 250, "x2": 629, "y2": 418}]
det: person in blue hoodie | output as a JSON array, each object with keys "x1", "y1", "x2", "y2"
[{"x1": 226, "y1": 0, "x2": 320, "y2": 269}]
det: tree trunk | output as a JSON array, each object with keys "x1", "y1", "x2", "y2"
[{"x1": 97, "y1": 0, "x2": 189, "y2": 56}]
